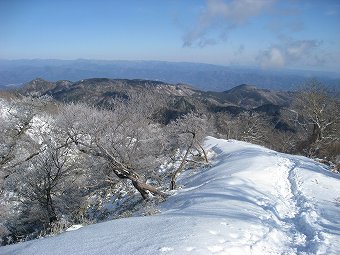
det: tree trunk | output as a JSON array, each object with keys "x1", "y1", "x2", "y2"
[
  {"x1": 170, "y1": 144, "x2": 192, "y2": 190},
  {"x1": 132, "y1": 180, "x2": 149, "y2": 199},
  {"x1": 170, "y1": 132, "x2": 196, "y2": 190},
  {"x1": 312, "y1": 123, "x2": 322, "y2": 142},
  {"x1": 196, "y1": 143, "x2": 208, "y2": 163},
  {"x1": 46, "y1": 192, "x2": 57, "y2": 223},
  {"x1": 112, "y1": 168, "x2": 166, "y2": 199},
  {"x1": 75, "y1": 143, "x2": 166, "y2": 200}
]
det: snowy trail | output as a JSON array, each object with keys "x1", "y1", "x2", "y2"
[
  {"x1": 253, "y1": 156, "x2": 321, "y2": 254},
  {"x1": 1, "y1": 137, "x2": 339, "y2": 255},
  {"x1": 286, "y1": 160, "x2": 318, "y2": 254},
  {"x1": 285, "y1": 157, "x2": 340, "y2": 255}
]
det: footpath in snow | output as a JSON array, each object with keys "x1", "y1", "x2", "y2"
[{"x1": 1, "y1": 136, "x2": 339, "y2": 255}]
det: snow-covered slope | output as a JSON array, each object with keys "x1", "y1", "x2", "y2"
[{"x1": 1, "y1": 137, "x2": 339, "y2": 255}]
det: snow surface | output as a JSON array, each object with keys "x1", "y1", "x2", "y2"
[{"x1": 1, "y1": 136, "x2": 339, "y2": 255}]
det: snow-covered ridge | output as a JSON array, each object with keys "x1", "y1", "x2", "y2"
[{"x1": 1, "y1": 137, "x2": 339, "y2": 255}]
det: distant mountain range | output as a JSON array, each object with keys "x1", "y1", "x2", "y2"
[
  {"x1": 0, "y1": 59, "x2": 339, "y2": 91},
  {"x1": 18, "y1": 78, "x2": 291, "y2": 107},
  {"x1": 16, "y1": 78, "x2": 294, "y2": 128}
]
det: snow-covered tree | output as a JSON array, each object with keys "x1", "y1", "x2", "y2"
[
  {"x1": 167, "y1": 112, "x2": 208, "y2": 190},
  {"x1": 0, "y1": 96, "x2": 56, "y2": 177},
  {"x1": 12, "y1": 143, "x2": 86, "y2": 224},
  {"x1": 293, "y1": 80, "x2": 340, "y2": 157},
  {"x1": 56, "y1": 92, "x2": 167, "y2": 199},
  {"x1": 213, "y1": 111, "x2": 272, "y2": 146}
]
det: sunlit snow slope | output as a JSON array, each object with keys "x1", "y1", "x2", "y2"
[{"x1": 1, "y1": 137, "x2": 339, "y2": 255}]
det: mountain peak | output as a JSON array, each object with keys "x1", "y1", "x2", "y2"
[
  {"x1": 228, "y1": 84, "x2": 257, "y2": 92},
  {"x1": 20, "y1": 78, "x2": 56, "y2": 96}
]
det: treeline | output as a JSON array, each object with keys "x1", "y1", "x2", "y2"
[
  {"x1": 0, "y1": 80, "x2": 339, "y2": 245},
  {"x1": 0, "y1": 92, "x2": 208, "y2": 245}
]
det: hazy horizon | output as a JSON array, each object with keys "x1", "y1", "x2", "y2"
[{"x1": 1, "y1": 58, "x2": 340, "y2": 76}]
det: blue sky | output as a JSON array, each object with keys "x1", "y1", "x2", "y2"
[{"x1": 0, "y1": 0, "x2": 339, "y2": 72}]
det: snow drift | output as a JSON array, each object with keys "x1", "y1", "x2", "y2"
[{"x1": 1, "y1": 137, "x2": 339, "y2": 255}]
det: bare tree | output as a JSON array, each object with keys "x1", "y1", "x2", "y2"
[
  {"x1": 235, "y1": 112, "x2": 272, "y2": 145},
  {"x1": 12, "y1": 144, "x2": 85, "y2": 223},
  {"x1": 56, "y1": 93, "x2": 167, "y2": 199},
  {"x1": 0, "y1": 96, "x2": 56, "y2": 176},
  {"x1": 214, "y1": 111, "x2": 272, "y2": 146},
  {"x1": 214, "y1": 112, "x2": 237, "y2": 139},
  {"x1": 293, "y1": 80, "x2": 340, "y2": 157},
  {"x1": 0, "y1": 96, "x2": 86, "y2": 243},
  {"x1": 167, "y1": 112, "x2": 208, "y2": 190},
  {"x1": 0, "y1": 100, "x2": 33, "y2": 172}
]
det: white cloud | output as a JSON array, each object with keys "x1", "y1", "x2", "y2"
[
  {"x1": 183, "y1": 0, "x2": 276, "y2": 47},
  {"x1": 286, "y1": 40, "x2": 320, "y2": 59},
  {"x1": 257, "y1": 39, "x2": 322, "y2": 69},
  {"x1": 259, "y1": 47, "x2": 285, "y2": 68}
]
